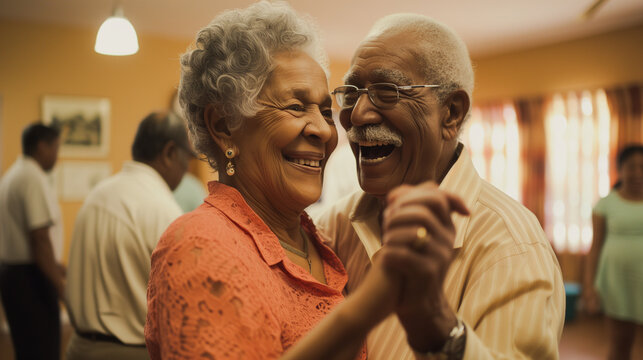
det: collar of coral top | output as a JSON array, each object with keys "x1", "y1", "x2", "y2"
[
  {"x1": 204, "y1": 181, "x2": 348, "y2": 290},
  {"x1": 348, "y1": 144, "x2": 481, "y2": 251}
]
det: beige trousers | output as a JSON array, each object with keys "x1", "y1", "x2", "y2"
[{"x1": 65, "y1": 332, "x2": 151, "y2": 360}]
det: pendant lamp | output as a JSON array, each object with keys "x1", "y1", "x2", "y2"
[{"x1": 95, "y1": 5, "x2": 139, "y2": 56}]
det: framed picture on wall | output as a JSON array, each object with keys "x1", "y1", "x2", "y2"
[
  {"x1": 53, "y1": 161, "x2": 112, "y2": 201},
  {"x1": 42, "y1": 95, "x2": 110, "y2": 158}
]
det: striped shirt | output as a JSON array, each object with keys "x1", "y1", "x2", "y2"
[{"x1": 315, "y1": 147, "x2": 565, "y2": 359}]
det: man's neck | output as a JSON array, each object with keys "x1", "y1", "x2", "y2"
[
  {"x1": 27, "y1": 153, "x2": 48, "y2": 172},
  {"x1": 140, "y1": 158, "x2": 174, "y2": 189},
  {"x1": 436, "y1": 142, "x2": 463, "y2": 184}
]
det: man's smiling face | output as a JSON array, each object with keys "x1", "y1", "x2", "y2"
[{"x1": 339, "y1": 32, "x2": 448, "y2": 197}]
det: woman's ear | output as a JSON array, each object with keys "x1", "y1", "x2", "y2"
[
  {"x1": 204, "y1": 104, "x2": 238, "y2": 155},
  {"x1": 441, "y1": 90, "x2": 470, "y2": 140}
]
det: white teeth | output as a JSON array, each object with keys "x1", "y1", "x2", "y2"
[
  {"x1": 361, "y1": 156, "x2": 388, "y2": 163},
  {"x1": 289, "y1": 158, "x2": 320, "y2": 167}
]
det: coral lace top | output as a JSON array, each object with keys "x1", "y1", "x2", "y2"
[{"x1": 145, "y1": 182, "x2": 362, "y2": 359}]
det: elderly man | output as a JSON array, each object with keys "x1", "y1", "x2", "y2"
[
  {"x1": 316, "y1": 14, "x2": 565, "y2": 359},
  {"x1": 0, "y1": 123, "x2": 64, "y2": 360},
  {"x1": 65, "y1": 112, "x2": 191, "y2": 360}
]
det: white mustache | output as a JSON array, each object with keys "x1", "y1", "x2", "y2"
[{"x1": 346, "y1": 124, "x2": 403, "y2": 147}]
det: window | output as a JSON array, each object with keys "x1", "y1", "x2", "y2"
[
  {"x1": 544, "y1": 90, "x2": 612, "y2": 254},
  {"x1": 462, "y1": 103, "x2": 521, "y2": 201}
]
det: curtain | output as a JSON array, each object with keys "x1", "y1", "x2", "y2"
[
  {"x1": 515, "y1": 97, "x2": 546, "y2": 227},
  {"x1": 543, "y1": 90, "x2": 613, "y2": 254},
  {"x1": 462, "y1": 103, "x2": 521, "y2": 201},
  {"x1": 604, "y1": 84, "x2": 643, "y2": 182}
]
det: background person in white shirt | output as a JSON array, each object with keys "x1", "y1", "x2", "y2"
[
  {"x1": 65, "y1": 111, "x2": 190, "y2": 360},
  {"x1": 0, "y1": 123, "x2": 64, "y2": 360}
]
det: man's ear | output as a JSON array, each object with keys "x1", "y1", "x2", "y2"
[
  {"x1": 204, "y1": 104, "x2": 237, "y2": 155},
  {"x1": 441, "y1": 90, "x2": 470, "y2": 140},
  {"x1": 160, "y1": 140, "x2": 179, "y2": 168}
]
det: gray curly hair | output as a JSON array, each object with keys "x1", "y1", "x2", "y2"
[
  {"x1": 179, "y1": 1, "x2": 328, "y2": 169},
  {"x1": 364, "y1": 14, "x2": 474, "y2": 119}
]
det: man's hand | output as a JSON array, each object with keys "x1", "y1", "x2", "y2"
[
  {"x1": 29, "y1": 227, "x2": 66, "y2": 300},
  {"x1": 380, "y1": 182, "x2": 469, "y2": 352}
]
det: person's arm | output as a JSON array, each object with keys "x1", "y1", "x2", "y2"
[
  {"x1": 29, "y1": 226, "x2": 65, "y2": 298},
  {"x1": 380, "y1": 182, "x2": 470, "y2": 353},
  {"x1": 153, "y1": 255, "x2": 398, "y2": 360},
  {"x1": 22, "y1": 174, "x2": 65, "y2": 298},
  {"x1": 380, "y1": 182, "x2": 563, "y2": 359},
  {"x1": 582, "y1": 213, "x2": 606, "y2": 314},
  {"x1": 451, "y1": 252, "x2": 563, "y2": 360},
  {"x1": 149, "y1": 216, "x2": 401, "y2": 360},
  {"x1": 282, "y1": 253, "x2": 400, "y2": 360}
]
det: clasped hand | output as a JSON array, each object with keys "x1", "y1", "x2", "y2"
[{"x1": 376, "y1": 181, "x2": 470, "y2": 352}]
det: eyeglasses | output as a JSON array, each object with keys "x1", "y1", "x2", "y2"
[{"x1": 331, "y1": 83, "x2": 440, "y2": 110}]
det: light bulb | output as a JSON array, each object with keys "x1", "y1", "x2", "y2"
[{"x1": 95, "y1": 13, "x2": 139, "y2": 56}]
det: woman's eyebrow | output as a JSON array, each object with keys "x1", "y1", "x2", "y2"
[{"x1": 290, "y1": 88, "x2": 332, "y2": 107}]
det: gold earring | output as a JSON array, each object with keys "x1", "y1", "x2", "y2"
[{"x1": 225, "y1": 148, "x2": 235, "y2": 176}]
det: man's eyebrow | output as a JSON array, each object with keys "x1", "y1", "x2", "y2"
[
  {"x1": 343, "y1": 72, "x2": 359, "y2": 85},
  {"x1": 343, "y1": 68, "x2": 412, "y2": 86},
  {"x1": 372, "y1": 68, "x2": 412, "y2": 85}
]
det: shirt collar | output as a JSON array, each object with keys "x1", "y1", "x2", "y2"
[
  {"x1": 19, "y1": 155, "x2": 45, "y2": 174},
  {"x1": 121, "y1": 160, "x2": 174, "y2": 195},
  {"x1": 204, "y1": 182, "x2": 348, "y2": 292},
  {"x1": 205, "y1": 181, "x2": 282, "y2": 265},
  {"x1": 349, "y1": 145, "x2": 481, "y2": 252},
  {"x1": 348, "y1": 192, "x2": 383, "y2": 259},
  {"x1": 438, "y1": 147, "x2": 481, "y2": 248}
]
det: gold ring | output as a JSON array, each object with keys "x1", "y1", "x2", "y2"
[{"x1": 413, "y1": 226, "x2": 429, "y2": 250}]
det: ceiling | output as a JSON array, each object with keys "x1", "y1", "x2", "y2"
[{"x1": 1, "y1": 0, "x2": 643, "y2": 59}]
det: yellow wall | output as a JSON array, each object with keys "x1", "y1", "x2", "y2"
[
  {"x1": 473, "y1": 22, "x2": 643, "y2": 102},
  {"x1": 1, "y1": 18, "x2": 642, "y2": 264},
  {"x1": 315, "y1": 22, "x2": 643, "y2": 103},
  {"x1": 0, "y1": 19, "x2": 191, "y2": 261},
  {"x1": 0, "y1": 19, "x2": 353, "y2": 263}
]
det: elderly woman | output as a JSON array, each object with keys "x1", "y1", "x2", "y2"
[{"x1": 145, "y1": 2, "x2": 401, "y2": 359}]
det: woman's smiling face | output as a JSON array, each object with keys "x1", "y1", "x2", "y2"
[{"x1": 231, "y1": 50, "x2": 337, "y2": 212}]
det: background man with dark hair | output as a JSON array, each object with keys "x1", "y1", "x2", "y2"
[
  {"x1": 0, "y1": 122, "x2": 65, "y2": 360},
  {"x1": 65, "y1": 111, "x2": 191, "y2": 360}
]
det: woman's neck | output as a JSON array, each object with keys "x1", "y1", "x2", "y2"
[
  {"x1": 222, "y1": 177, "x2": 305, "y2": 248},
  {"x1": 618, "y1": 186, "x2": 643, "y2": 201}
]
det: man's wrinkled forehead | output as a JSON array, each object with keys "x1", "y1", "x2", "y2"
[{"x1": 343, "y1": 68, "x2": 412, "y2": 86}]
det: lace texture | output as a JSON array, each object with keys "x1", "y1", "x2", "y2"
[{"x1": 145, "y1": 182, "x2": 363, "y2": 359}]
